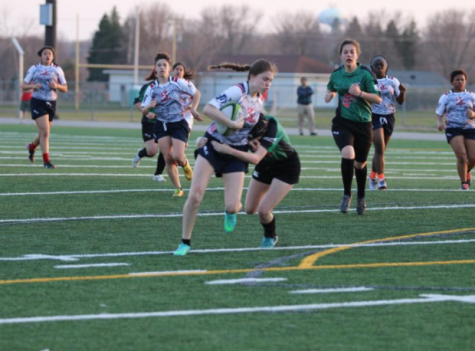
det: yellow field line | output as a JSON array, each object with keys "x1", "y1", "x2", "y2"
[
  {"x1": 298, "y1": 227, "x2": 475, "y2": 269},
  {"x1": 1, "y1": 259, "x2": 475, "y2": 285}
]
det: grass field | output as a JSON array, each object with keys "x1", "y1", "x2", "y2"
[{"x1": 1, "y1": 124, "x2": 475, "y2": 351}]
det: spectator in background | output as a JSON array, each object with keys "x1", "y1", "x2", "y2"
[
  {"x1": 19, "y1": 88, "x2": 33, "y2": 123},
  {"x1": 297, "y1": 77, "x2": 317, "y2": 136}
]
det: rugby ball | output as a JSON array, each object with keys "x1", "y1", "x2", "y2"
[{"x1": 217, "y1": 102, "x2": 242, "y2": 136}]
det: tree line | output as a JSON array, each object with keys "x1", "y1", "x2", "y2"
[{"x1": 1, "y1": 4, "x2": 475, "y2": 82}]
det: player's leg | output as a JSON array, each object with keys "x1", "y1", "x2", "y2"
[
  {"x1": 222, "y1": 172, "x2": 245, "y2": 233},
  {"x1": 449, "y1": 135, "x2": 468, "y2": 187}
]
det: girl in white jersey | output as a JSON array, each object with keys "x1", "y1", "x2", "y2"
[
  {"x1": 141, "y1": 53, "x2": 200, "y2": 197},
  {"x1": 436, "y1": 69, "x2": 475, "y2": 190},
  {"x1": 173, "y1": 59, "x2": 277, "y2": 256},
  {"x1": 23, "y1": 46, "x2": 68, "y2": 169},
  {"x1": 368, "y1": 56, "x2": 406, "y2": 190}
]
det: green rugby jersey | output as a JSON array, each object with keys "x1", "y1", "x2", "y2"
[
  {"x1": 133, "y1": 81, "x2": 155, "y2": 125},
  {"x1": 259, "y1": 116, "x2": 296, "y2": 162},
  {"x1": 327, "y1": 64, "x2": 379, "y2": 123}
]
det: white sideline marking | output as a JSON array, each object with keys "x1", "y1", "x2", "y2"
[
  {"x1": 54, "y1": 263, "x2": 130, "y2": 269},
  {"x1": 0, "y1": 187, "x2": 467, "y2": 197},
  {"x1": 0, "y1": 173, "x2": 461, "y2": 180},
  {"x1": 129, "y1": 270, "x2": 207, "y2": 276},
  {"x1": 0, "y1": 294, "x2": 471, "y2": 325},
  {"x1": 205, "y1": 278, "x2": 287, "y2": 285},
  {"x1": 1, "y1": 238, "x2": 475, "y2": 262},
  {"x1": 2, "y1": 203, "x2": 475, "y2": 224},
  {"x1": 290, "y1": 287, "x2": 374, "y2": 294}
]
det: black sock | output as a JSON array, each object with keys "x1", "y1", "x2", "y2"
[
  {"x1": 341, "y1": 158, "x2": 354, "y2": 196},
  {"x1": 261, "y1": 216, "x2": 276, "y2": 238},
  {"x1": 182, "y1": 239, "x2": 191, "y2": 246},
  {"x1": 355, "y1": 165, "x2": 367, "y2": 198},
  {"x1": 155, "y1": 152, "x2": 166, "y2": 175},
  {"x1": 138, "y1": 148, "x2": 148, "y2": 158}
]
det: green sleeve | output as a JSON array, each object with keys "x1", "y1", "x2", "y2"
[
  {"x1": 363, "y1": 72, "x2": 379, "y2": 95},
  {"x1": 326, "y1": 75, "x2": 336, "y2": 92}
]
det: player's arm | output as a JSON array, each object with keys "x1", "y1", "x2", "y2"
[
  {"x1": 190, "y1": 89, "x2": 203, "y2": 122},
  {"x1": 211, "y1": 141, "x2": 267, "y2": 165},
  {"x1": 349, "y1": 75, "x2": 381, "y2": 104},
  {"x1": 396, "y1": 81, "x2": 406, "y2": 105},
  {"x1": 435, "y1": 94, "x2": 447, "y2": 131},
  {"x1": 51, "y1": 67, "x2": 68, "y2": 93},
  {"x1": 22, "y1": 66, "x2": 40, "y2": 91}
]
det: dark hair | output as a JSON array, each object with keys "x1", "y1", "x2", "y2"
[
  {"x1": 209, "y1": 59, "x2": 277, "y2": 80},
  {"x1": 248, "y1": 113, "x2": 269, "y2": 140},
  {"x1": 450, "y1": 69, "x2": 468, "y2": 82},
  {"x1": 339, "y1": 38, "x2": 361, "y2": 55},
  {"x1": 370, "y1": 55, "x2": 389, "y2": 73},
  {"x1": 37, "y1": 46, "x2": 55, "y2": 58},
  {"x1": 145, "y1": 52, "x2": 172, "y2": 80},
  {"x1": 173, "y1": 62, "x2": 195, "y2": 80}
]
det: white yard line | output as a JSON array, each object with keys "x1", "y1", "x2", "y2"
[
  {"x1": 0, "y1": 294, "x2": 470, "y2": 325},
  {"x1": 205, "y1": 278, "x2": 287, "y2": 285},
  {"x1": 129, "y1": 270, "x2": 207, "y2": 276},
  {"x1": 290, "y1": 287, "x2": 374, "y2": 294},
  {"x1": 54, "y1": 263, "x2": 130, "y2": 269}
]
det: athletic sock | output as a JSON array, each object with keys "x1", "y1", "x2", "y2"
[
  {"x1": 182, "y1": 239, "x2": 191, "y2": 246},
  {"x1": 378, "y1": 173, "x2": 385, "y2": 180},
  {"x1": 370, "y1": 170, "x2": 377, "y2": 179},
  {"x1": 138, "y1": 148, "x2": 148, "y2": 158},
  {"x1": 42, "y1": 153, "x2": 50, "y2": 163},
  {"x1": 355, "y1": 165, "x2": 368, "y2": 198},
  {"x1": 261, "y1": 216, "x2": 276, "y2": 238},
  {"x1": 155, "y1": 152, "x2": 166, "y2": 175},
  {"x1": 341, "y1": 158, "x2": 354, "y2": 196},
  {"x1": 29, "y1": 143, "x2": 38, "y2": 152}
]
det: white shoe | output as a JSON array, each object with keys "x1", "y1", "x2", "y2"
[
  {"x1": 368, "y1": 177, "x2": 378, "y2": 190},
  {"x1": 378, "y1": 179, "x2": 387, "y2": 190},
  {"x1": 152, "y1": 174, "x2": 166, "y2": 182},
  {"x1": 132, "y1": 149, "x2": 141, "y2": 168}
]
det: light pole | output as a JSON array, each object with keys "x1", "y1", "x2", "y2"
[{"x1": 11, "y1": 38, "x2": 24, "y2": 119}]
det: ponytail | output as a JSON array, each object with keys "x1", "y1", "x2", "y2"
[{"x1": 209, "y1": 59, "x2": 277, "y2": 80}]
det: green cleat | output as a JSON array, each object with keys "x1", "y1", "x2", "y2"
[
  {"x1": 260, "y1": 236, "x2": 278, "y2": 249},
  {"x1": 173, "y1": 243, "x2": 191, "y2": 256},
  {"x1": 224, "y1": 212, "x2": 237, "y2": 234}
]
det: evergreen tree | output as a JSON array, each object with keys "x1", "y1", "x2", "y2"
[
  {"x1": 399, "y1": 19, "x2": 419, "y2": 70},
  {"x1": 87, "y1": 7, "x2": 126, "y2": 81},
  {"x1": 346, "y1": 17, "x2": 363, "y2": 38}
]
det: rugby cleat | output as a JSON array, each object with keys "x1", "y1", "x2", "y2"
[
  {"x1": 260, "y1": 236, "x2": 278, "y2": 249},
  {"x1": 378, "y1": 179, "x2": 387, "y2": 190},
  {"x1": 224, "y1": 212, "x2": 237, "y2": 233},
  {"x1": 131, "y1": 149, "x2": 141, "y2": 168},
  {"x1": 182, "y1": 161, "x2": 193, "y2": 181},
  {"x1": 368, "y1": 177, "x2": 378, "y2": 190},
  {"x1": 152, "y1": 174, "x2": 166, "y2": 182},
  {"x1": 43, "y1": 162, "x2": 56, "y2": 169},
  {"x1": 339, "y1": 195, "x2": 352, "y2": 214},
  {"x1": 26, "y1": 143, "x2": 35, "y2": 163},
  {"x1": 173, "y1": 188, "x2": 184, "y2": 197},
  {"x1": 461, "y1": 183, "x2": 470, "y2": 191},
  {"x1": 356, "y1": 196, "x2": 367, "y2": 215},
  {"x1": 173, "y1": 243, "x2": 191, "y2": 256}
]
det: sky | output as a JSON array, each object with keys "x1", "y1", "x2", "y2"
[{"x1": 3, "y1": 0, "x2": 475, "y2": 41}]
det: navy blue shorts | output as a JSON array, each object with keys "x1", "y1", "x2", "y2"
[
  {"x1": 30, "y1": 97, "x2": 56, "y2": 121},
  {"x1": 372, "y1": 113, "x2": 395, "y2": 136},
  {"x1": 141, "y1": 120, "x2": 156, "y2": 142},
  {"x1": 252, "y1": 152, "x2": 301, "y2": 185},
  {"x1": 154, "y1": 119, "x2": 190, "y2": 143},
  {"x1": 331, "y1": 116, "x2": 372, "y2": 163},
  {"x1": 197, "y1": 133, "x2": 249, "y2": 177},
  {"x1": 445, "y1": 128, "x2": 475, "y2": 143}
]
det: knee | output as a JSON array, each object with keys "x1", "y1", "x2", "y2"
[
  {"x1": 245, "y1": 204, "x2": 257, "y2": 215},
  {"x1": 457, "y1": 153, "x2": 468, "y2": 164},
  {"x1": 373, "y1": 144, "x2": 384, "y2": 155},
  {"x1": 40, "y1": 130, "x2": 49, "y2": 139},
  {"x1": 354, "y1": 161, "x2": 367, "y2": 170},
  {"x1": 225, "y1": 202, "x2": 242, "y2": 214},
  {"x1": 172, "y1": 154, "x2": 186, "y2": 166},
  {"x1": 187, "y1": 190, "x2": 204, "y2": 207}
]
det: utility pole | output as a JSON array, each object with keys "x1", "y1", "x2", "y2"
[{"x1": 45, "y1": 0, "x2": 57, "y2": 49}]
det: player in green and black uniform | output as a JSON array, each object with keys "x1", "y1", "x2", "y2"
[
  {"x1": 131, "y1": 76, "x2": 166, "y2": 181},
  {"x1": 205, "y1": 114, "x2": 300, "y2": 248},
  {"x1": 325, "y1": 38, "x2": 381, "y2": 215}
]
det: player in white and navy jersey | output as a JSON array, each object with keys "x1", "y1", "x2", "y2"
[
  {"x1": 141, "y1": 53, "x2": 200, "y2": 197},
  {"x1": 23, "y1": 46, "x2": 68, "y2": 169},
  {"x1": 173, "y1": 59, "x2": 277, "y2": 256},
  {"x1": 368, "y1": 55, "x2": 406, "y2": 190},
  {"x1": 436, "y1": 69, "x2": 475, "y2": 190}
]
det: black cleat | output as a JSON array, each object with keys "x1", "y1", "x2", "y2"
[
  {"x1": 340, "y1": 195, "x2": 352, "y2": 213},
  {"x1": 26, "y1": 143, "x2": 35, "y2": 163},
  {"x1": 44, "y1": 162, "x2": 56, "y2": 169},
  {"x1": 356, "y1": 196, "x2": 367, "y2": 215}
]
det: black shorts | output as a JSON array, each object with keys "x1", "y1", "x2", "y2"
[
  {"x1": 372, "y1": 113, "x2": 395, "y2": 136},
  {"x1": 197, "y1": 133, "x2": 249, "y2": 177},
  {"x1": 331, "y1": 115, "x2": 372, "y2": 163},
  {"x1": 252, "y1": 152, "x2": 301, "y2": 185},
  {"x1": 30, "y1": 98, "x2": 56, "y2": 121},
  {"x1": 141, "y1": 120, "x2": 156, "y2": 142},
  {"x1": 445, "y1": 128, "x2": 475, "y2": 143},
  {"x1": 154, "y1": 119, "x2": 190, "y2": 143}
]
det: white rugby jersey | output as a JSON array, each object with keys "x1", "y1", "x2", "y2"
[
  {"x1": 141, "y1": 77, "x2": 197, "y2": 124},
  {"x1": 371, "y1": 76, "x2": 401, "y2": 115},
  {"x1": 207, "y1": 82, "x2": 263, "y2": 146},
  {"x1": 24, "y1": 63, "x2": 67, "y2": 101},
  {"x1": 181, "y1": 81, "x2": 197, "y2": 129},
  {"x1": 436, "y1": 90, "x2": 475, "y2": 129}
]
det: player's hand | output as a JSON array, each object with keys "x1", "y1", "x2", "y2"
[
  {"x1": 349, "y1": 83, "x2": 361, "y2": 97},
  {"x1": 34, "y1": 83, "x2": 42, "y2": 90},
  {"x1": 249, "y1": 139, "x2": 260, "y2": 151},
  {"x1": 149, "y1": 99, "x2": 157, "y2": 108},
  {"x1": 324, "y1": 91, "x2": 334, "y2": 103},
  {"x1": 399, "y1": 83, "x2": 406, "y2": 93},
  {"x1": 211, "y1": 140, "x2": 232, "y2": 154},
  {"x1": 196, "y1": 137, "x2": 208, "y2": 148},
  {"x1": 49, "y1": 81, "x2": 57, "y2": 90},
  {"x1": 466, "y1": 108, "x2": 474, "y2": 119},
  {"x1": 191, "y1": 109, "x2": 203, "y2": 122},
  {"x1": 231, "y1": 115, "x2": 244, "y2": 130},
  {"x1": 437, "y1": 122, "x2": 445, "y2": 131},
  {"x1": 146, "y1": 112, "x2": 156, "y2": 119}
]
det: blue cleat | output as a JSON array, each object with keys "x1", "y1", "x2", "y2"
[
  {"x1": 260, "y1": 236, "x2": 278, "y2": 249},
  {"x1": 173, "y1": 243, "x2": 191, "y2": 256},
  {"x1": 224, "y1": 212, "x2": 237, "y2": 234}
]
